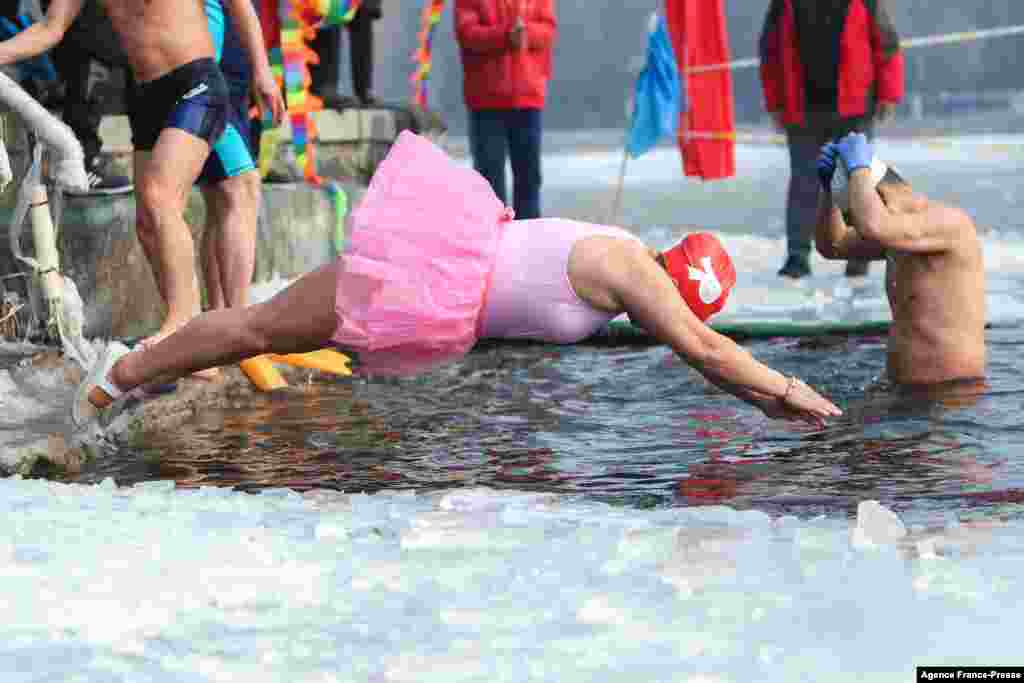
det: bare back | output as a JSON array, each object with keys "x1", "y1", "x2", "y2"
[
  {"x1": 885, "y1": 203, "x2": 986, "y2": 384},
  {"x1": 102, "y1": 0, "x2": 214, "y2": 82}
]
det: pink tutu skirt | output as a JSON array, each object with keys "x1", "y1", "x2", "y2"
[{"x1": 331, "y1": 131, "x2": 512, "y2": 375}]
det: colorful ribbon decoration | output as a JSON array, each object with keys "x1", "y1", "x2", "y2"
[
  {"x1": 410, "y1": 0, "x2": 445, "y2": 108},
  {"x1": 264, "y1": 0, "x2": 361, "y2": 248}
]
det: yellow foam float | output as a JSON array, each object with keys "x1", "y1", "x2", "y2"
[
  {"x1": 239, "y1": 349, "x2": 352, "y2": 392},
  {"x1": 270, "y1": 349, "x2": 352, "y2": 376},
  {"x1": 239, "y1": 355, "x2": 289, "y2": 391}
]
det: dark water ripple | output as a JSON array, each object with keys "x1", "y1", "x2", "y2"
[{"x1": 66, "y1": 331, "x2": 1024, "y2": 522}]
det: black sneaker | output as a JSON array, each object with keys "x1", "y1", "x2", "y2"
[
  {"x1": 66, "y1": 157, "x2": 133, "y2": 196},
  {"x1": 777, "y1": 253, "x2": 811, "y2": 279},
  {"x1": 844, "y1": 258, "x2": 870, "y2": 277},
  {"x1": 321, "y1": 91, "x2": 360, "y2": 111},
  {"x1": 358, "y1": 93, "x2": 381, "y2": 108},
  {"x1": 262, "y1": 169, "x2": 299, "y2": 184}
]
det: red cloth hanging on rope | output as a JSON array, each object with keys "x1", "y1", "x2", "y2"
[{"x1": 665, "y1": 0, "x2": 736, "y2": 180}]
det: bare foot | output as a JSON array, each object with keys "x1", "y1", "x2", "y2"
[{"x1": 190, "y1": 367, "x2": 222, "y2": 381}]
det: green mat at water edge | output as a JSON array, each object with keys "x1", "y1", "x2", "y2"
[{"x1": 589, "y1": 318, "x2": 891, "y2": 345}]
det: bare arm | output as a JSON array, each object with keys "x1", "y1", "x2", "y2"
[
  {"x1": 848, "y1": 169, "x2": 967, "y2": 253},
  {"x1": 0, "y1": 0, "x2": 83, "y2": 65},
  {"x1": 814, "y1": 190, "x2": 886, "y2": 260},
  {"x1": 223, "y1": 0, "x2": 284, "y2": 123},
  {"x1": 592, "y1": 242, "x2": 840, "y2": 423}
]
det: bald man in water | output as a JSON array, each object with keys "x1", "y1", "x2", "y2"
[
  {"x1": 814, "y1": 132, "x2": 986, "y2": 385},
  {"x1": 0, "y1": 0, "x2": 284, "y2": 343}
]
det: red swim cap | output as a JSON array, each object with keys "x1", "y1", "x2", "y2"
[{"x1": 662, "y1": 233, "x2": 737, "y2": 322}]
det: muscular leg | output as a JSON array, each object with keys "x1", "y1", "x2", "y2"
[
  {"x1": 133, "y1": 128, "x2": 211, "y2": 339},
  {"x1": 110, "y1": 261, "x2": 341, "y2": 392},
  {"x1": 200, "y1": 169, "x2": 260, "y2": 310}
]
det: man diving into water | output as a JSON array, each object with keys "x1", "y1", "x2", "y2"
[
  {"x1": 0, "y1": 0, "x2": 284, "y2": 344},
  {"x1": 814, "y1": 132, "x2": 986, "y2": 386}
]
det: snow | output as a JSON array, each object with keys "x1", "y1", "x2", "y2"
[{"x1": 1, "y1": 479, "x2": 1020, "y2": 681}]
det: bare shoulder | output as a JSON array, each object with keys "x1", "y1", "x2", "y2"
[
  {"x1": 576, "y1": 236, "x2": 652, "y2": 279},
  {"x1": 568, "y1": 236, "x2": 653, "y2": 311},
  {"x1": 928, "y1": 200, "x2": 978, "y2": 241}
]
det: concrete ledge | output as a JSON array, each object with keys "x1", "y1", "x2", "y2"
[{"x1": 0, "y1": 181, "x2": 364, "y2": 340}]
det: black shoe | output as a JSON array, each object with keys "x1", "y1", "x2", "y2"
[
  {"x1": 844, "y1": 258, "x2": 870, "y2": 277},
  {"x1": 778, "y1": 254, "x2": 811, "y2": 279},
  {"x1": 358, "y1": 93, "x2": 381, "y2": 108},
  {"x1": 262, "y1": 169, "x2": 298, "y2": 184},
  {"x1": 66, "y1": 157, "x2": 133, "y2": 196},
  {"x1": 321, "y1": 91, "x2": 360, "y2": 111}
]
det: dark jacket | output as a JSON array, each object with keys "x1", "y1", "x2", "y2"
[
  {"x1": 759, "y1": 0, "x2": 904, "y2": 126},
  {"x1": 361, "y1": 0, "x2": 382, "y2": 19}
]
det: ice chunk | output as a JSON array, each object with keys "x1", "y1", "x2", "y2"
[{"x1": 851, "y1": 500, "x2": 907, "y2": 548}]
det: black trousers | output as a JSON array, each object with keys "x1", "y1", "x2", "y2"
[
  {"x1": 49, "y1": 0, "x2": 129, "y2": 163},
  {"x1": 308, "y1": 4, "x2": 376, "y2": 101}
]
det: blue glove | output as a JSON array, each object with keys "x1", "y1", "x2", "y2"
[
  {"x1": 834, "y1": 132, "x2": 873, "y2": 174},
  {"x1": 816, "y1": 141, "x2": 838, "y2": 191}
]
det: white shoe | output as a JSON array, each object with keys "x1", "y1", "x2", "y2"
[{"x1": 72, "y1": 341, "x2": 132, "y2": 428}]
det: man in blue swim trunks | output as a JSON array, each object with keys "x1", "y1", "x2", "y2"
[
  {"x1": 0, "y1": 0, "x2": 284, "y2": 344},
  {"x1": 197, "y1": 0, "x2": 262, "y2": 321}
]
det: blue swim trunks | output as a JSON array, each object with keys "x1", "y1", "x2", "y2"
[
  {"x1": 126, "y1": 57, "x2": 229, "y2": 152},
  {"x1": 196, "y1": 0, "x2": 257, "y2": 185}
]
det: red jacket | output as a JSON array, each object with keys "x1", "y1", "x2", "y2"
[
  {"x1": 454, "y1": 0, "x2": 557, "y2": 111},
  {"x1": 759, "y1": 0, "x2": 904, "y2": 126}
]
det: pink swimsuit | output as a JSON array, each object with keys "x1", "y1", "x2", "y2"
[
  {"x1": 479, "y1": 218, "x2": 640, "y2": 343},
  {"x1": 331, "y1": 131, "x2": 639, "y2": 376}
]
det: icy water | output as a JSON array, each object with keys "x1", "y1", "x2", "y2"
[
  {"x1": 55, "y1": 138, "x2": 1024, "y2": 523},
  {"x1": 4, "y1": 137, "x2": 1024, "y2": 682}
]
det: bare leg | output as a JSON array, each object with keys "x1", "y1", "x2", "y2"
[
  {"x1": 200, "y1": 170, "x2": 260, "y2": 310},
  {"x1": 133, "y1": 129, "x2": 211, "y2": 340},
  {"x1": 110, "y1": 261, "x2": 341, "y2": 392}
]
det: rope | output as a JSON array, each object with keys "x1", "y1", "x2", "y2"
[
  {"x1": 671, "y1": 130, "x2": 1024, "y2": 149},
  {"x1": 685, "y1": 22, "x2": 1024, "y2": 75}
]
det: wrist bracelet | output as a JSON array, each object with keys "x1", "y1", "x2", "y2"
[{"x1": 781, "y1": 376, "x2": 797, "y2": 402}]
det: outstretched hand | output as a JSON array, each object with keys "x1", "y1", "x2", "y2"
[
  {"x1": 758, "y1": 377, "x2": 842, "y2": 427},
  {"x1": 834, "y1": 132, "x2": 873, "y2": 174},
  {"x1": 816, "y1": 141, "x2": 838, "y2": 191}
]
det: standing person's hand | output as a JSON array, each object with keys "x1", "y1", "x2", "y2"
[
  {"x1": 254, "y1": 67, "x2": 286, "y2": 126},
  {"x1": 834, "y1": 132, "x2": 873, "y2": 174},
  {"x1": 875, "y1": 101, "x2": 897, "y2": 125},
  {"x1": 756, "y1": 377, "x2": 842, "y2": 427},
  {"x1": 816, "y1": 141, "x2": 839, "y2": 191},
  {"x1": 509, "y1": 16, "x2": 526, "y2": 49}
]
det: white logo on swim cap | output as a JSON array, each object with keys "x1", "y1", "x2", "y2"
[{"x1": 687, "y1": 256, "x2": 723, "y2": 305}]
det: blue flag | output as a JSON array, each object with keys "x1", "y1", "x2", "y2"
[{"x1": 626, "y1": 13, "x2": 683, "y2": 159}]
